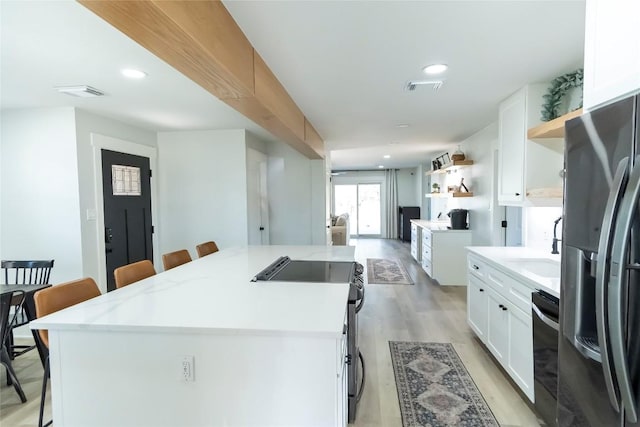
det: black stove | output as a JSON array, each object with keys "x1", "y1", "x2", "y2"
[
  {"x1": 253, "y1": 256, "x2": 355, "y2": 283},
  {"x1": 252, "y1": 255, "x2": 365, "y2": 423}
]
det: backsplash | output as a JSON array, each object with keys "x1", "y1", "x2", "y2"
[{"x1": 523, "y1": 206, "x2": 563, "y2": 253}]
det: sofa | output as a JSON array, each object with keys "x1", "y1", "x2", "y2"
[{"x1": 331, "y1": 213, "x2": 350, "y2": 245}]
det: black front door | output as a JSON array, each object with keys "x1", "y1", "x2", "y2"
[{"x1": 101, "y1": 149, "x2": 153, "y2": 291}]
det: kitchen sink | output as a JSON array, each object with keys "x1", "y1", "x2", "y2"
[{"x1": 506, "y1": 258, "x2": 561, "y2": 278}]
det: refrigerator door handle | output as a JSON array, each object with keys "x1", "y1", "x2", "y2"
[
  {"x1": 596, "y1": 157, "x2": 629, "y2": 412},
  {"x1": 609, "y1": 155, "x2": 640, "y2": 423}
]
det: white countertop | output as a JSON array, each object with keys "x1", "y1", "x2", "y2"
[
  {"x1": 30, "y1": 246, "x2": 355, "y2": 338},
  {"x1": 466, "y1": 246, "x2": 561, "y2": 298},
  {"x1": 411, "y1": 219, "x2": 471, "y2": 233}
]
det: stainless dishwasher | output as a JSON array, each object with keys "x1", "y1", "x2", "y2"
[{"x1": 532, "y1": 290, "x2": 559, "y2": 427}]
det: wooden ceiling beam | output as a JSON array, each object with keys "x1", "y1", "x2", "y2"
[{"x1": 78, "y1": 0, "x2": 324, "y2": 159}]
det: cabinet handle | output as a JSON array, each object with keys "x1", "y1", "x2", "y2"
[
  {"x1": 473, "y1": 265, "x2": 479, "y2": 270},
  {"x1": 479, "y1": 288, "x2": 484, "y2": 292},
  {"x1": 502, "y1": 306, "x2": 507, "y2": 311},
  {"x1": 515, "y1": 192, "x2": 521, "y2": 196},
  {"x1": 498, "y1": 304, "x2": 504, "y2": 309}
]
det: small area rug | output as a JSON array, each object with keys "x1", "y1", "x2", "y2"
[
  {"x1": 366, "y1": 258, "x2": 413, "y2": 285},
  {"x1": 389, "y1": 341, "x2": 499, "y2": 427}
]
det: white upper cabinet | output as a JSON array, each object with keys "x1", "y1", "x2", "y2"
[
  {"x1": 498, "y1": 88, "x2": 527, "y2": 205},
  {"x1": 498, "y1": 85, "x2": 565, "y2": 207},
  {"x1": 583, "y1": 0, "x2": 640, "y2": 110}
]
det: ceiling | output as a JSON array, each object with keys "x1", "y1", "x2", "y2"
[
  {"x1": 1, "y1": 1, "x2": 585, "y2": 171},
  {"x1": 0, "y1": 1, "x2": 278, "y2": 142}
]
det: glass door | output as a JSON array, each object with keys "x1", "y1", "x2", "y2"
[
  {"x1": 357, "y1": 184, "x2": 380, "y2": 235},
  {"x1": 334, "y1": 183, "x2": 381, "y2": 237}
]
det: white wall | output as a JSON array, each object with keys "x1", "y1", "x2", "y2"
[
  {"x1": 397, "y1": 168, "x2": 419, "y2": 207},
  {"x1": 415, "y1": 164, "x2": 426, "y2": 218},
  {"x1": 445, "y1": 122, "x2": 502, "y2": 246},
  {"x1": 157, "y1": 129, "x2": 248, "y2": 261},
  {"x1": 0, "y1": 108, "x2": 83, "y2": 283},
  {"x1": 523, "y1": 206, "x2": 563, "y2": 251},
  {"x1": 74, "y1": 109, "x2": 157, "y2": 288},
  {"x1": 310, "y1": 159, "x2": 330, "y2": 245},
  {"x1": 265, "y1": 139, "x2": 314, "y2": 244}
]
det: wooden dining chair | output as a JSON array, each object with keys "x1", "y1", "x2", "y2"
[
  {"x1": 1, "y1": 260, "x2": 54, "y2": 359},
  {"x1": 0, "y1": 290, "x2": 27, "y2": 403},
  {"x1": 196, "y1": 241, "x2": 219, "y2": 258},
  {"x1": 162, "y1": 249, "x2": 192, "y2": 271},
  {"x1": 34, "y1": 277, "x2": 101, "y2": 427},
  {"x1": 114, "y1": 260, "x2": 156, "y2": 289}
]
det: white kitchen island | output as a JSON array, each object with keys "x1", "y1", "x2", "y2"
[{"x1": 30, "y1": 245, "x2": 355, "y2": 427}]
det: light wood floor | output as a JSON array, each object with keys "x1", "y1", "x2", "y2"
[
  {"x1": 351, "y1": 238, "x2": 542, "y2": 427},
  {"x1": 1, "y1": 238, "x2": 542, "y2": 426}
]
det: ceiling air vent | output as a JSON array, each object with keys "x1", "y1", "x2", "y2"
[
  {"x1": 405, "y1": 80, "x2": 443, "y2": 91},
  {"x1": 55, "y1": 85, "x2": 105, "y2": 98}
]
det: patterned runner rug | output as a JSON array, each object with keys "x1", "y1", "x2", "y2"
[
  {"x1": 366, "y1": 258, "x2": 414, "y2": 285},
  {"x1": 389, "y1": 341, "x2": 499, "y2": 427}
]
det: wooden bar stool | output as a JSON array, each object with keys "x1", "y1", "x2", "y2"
[
  {"x1": 162, "y1": 250, "x2": 192, "y2": 271},
  {"x1": 33, "y1": 277, "x2": 101, "y2": 427},
  {"x1": 114, "y1": 260, "x2": 156, "y2": 289},
  {"x1": 196, "y1": 241, "x2": 219, "y2": 258}
]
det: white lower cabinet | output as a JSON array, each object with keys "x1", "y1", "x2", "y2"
[
  {"x1": 507, "y1": 304, "x2": 534, "y2": 400},
  {"x1": 422, "y1": 228, "x2": 471, "y2": 285},
  {"x1": 467, "y1": 275, "x2": 488, "y2": 341},
  {"x1": 486, "y1": 288, "x2": 509, "y2": 362},
  {"x1": 467, "y1": 252, "x2": 534, "y2": 402},
  {"x1": 410, "y1": 222, "x2": 421, "y2": 262}
]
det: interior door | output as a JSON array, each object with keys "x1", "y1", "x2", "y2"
[{"x1": 101, "y1": 149, "x2": 153, "y2": 291}]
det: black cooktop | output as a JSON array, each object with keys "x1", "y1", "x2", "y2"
[{"x1": 253, "y1": 256, "x2": 355, "y2": 283}]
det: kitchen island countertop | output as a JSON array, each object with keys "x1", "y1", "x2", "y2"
[{"x1": 31, "y1": 245, "x2": 355, "y2": 338}]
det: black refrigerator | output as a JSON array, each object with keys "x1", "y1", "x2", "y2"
[
  {"x1": 559, "y1": 94, "x2": 640, "y2": 426},
  {"x1": 398, "y1": 206, "x2": 420, "y2": 242}
]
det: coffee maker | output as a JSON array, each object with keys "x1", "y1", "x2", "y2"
[{"x1": 448, "y1": 209, "x2": 469, "y2": 229}]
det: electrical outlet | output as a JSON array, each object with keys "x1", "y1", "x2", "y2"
[{"x1": 181, "y1": 355, "x2": 195, "y2": 382}]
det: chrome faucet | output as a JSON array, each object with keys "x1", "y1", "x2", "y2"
[{"x1": 551, "y1": 216, "x2": 563, "y2": 254}]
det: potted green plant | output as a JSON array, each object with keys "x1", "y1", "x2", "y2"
[{"x1": 432, "y1": 183, "x2": 440, "y2": 193}]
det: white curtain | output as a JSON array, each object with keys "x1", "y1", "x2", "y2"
[{"x1": 385, "y1": 169, "x2": 398, "y2": 239}]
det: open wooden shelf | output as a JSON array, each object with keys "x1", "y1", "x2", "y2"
[
  {"x1": 426, "y1": 160, "x2": 474, "y2": 175},
  {"x1": 526, "y1": 187, "x2": 563, "y2": 198},
  {"x1": 451, "y1": 192, "x2": 473, "y2": 198},
  {"x1": 425, "y1": 192, "x2": 474, "y2": 198},
  {"x1": 527, "y1": 108, "x2": 583, "y2": 139}
]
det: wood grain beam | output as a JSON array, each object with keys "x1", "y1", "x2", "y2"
[
  {"x1": 78, "y1": 0, "x2": 324, "y2": 159},
  {"x1": 304, "y1": 119, "x2": 325, "y2": 158}
]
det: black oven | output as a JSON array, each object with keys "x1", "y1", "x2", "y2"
[
  {"x1": 253, "y1": 256, "x2": 365, "y2": 422},
  {"x1": 532, "y1": 290, "x2": 560, "y2": 427}
]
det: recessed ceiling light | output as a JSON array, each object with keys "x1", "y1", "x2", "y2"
[
  {"x1": 383, "y1": 155, "x2": 391, "y2": 159},
  {"x1": 423, "y1": 64, "x2": 448, "y2": 75},
  {"x1": 121, "y1": 68, "x2": 147, "y2": 79},
  {"x1": 378, "y1": 165, "x2": 384, "y2": 169},
  {"x1": 395, "y1": 123, "x2": 410, "y2": 128}
]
